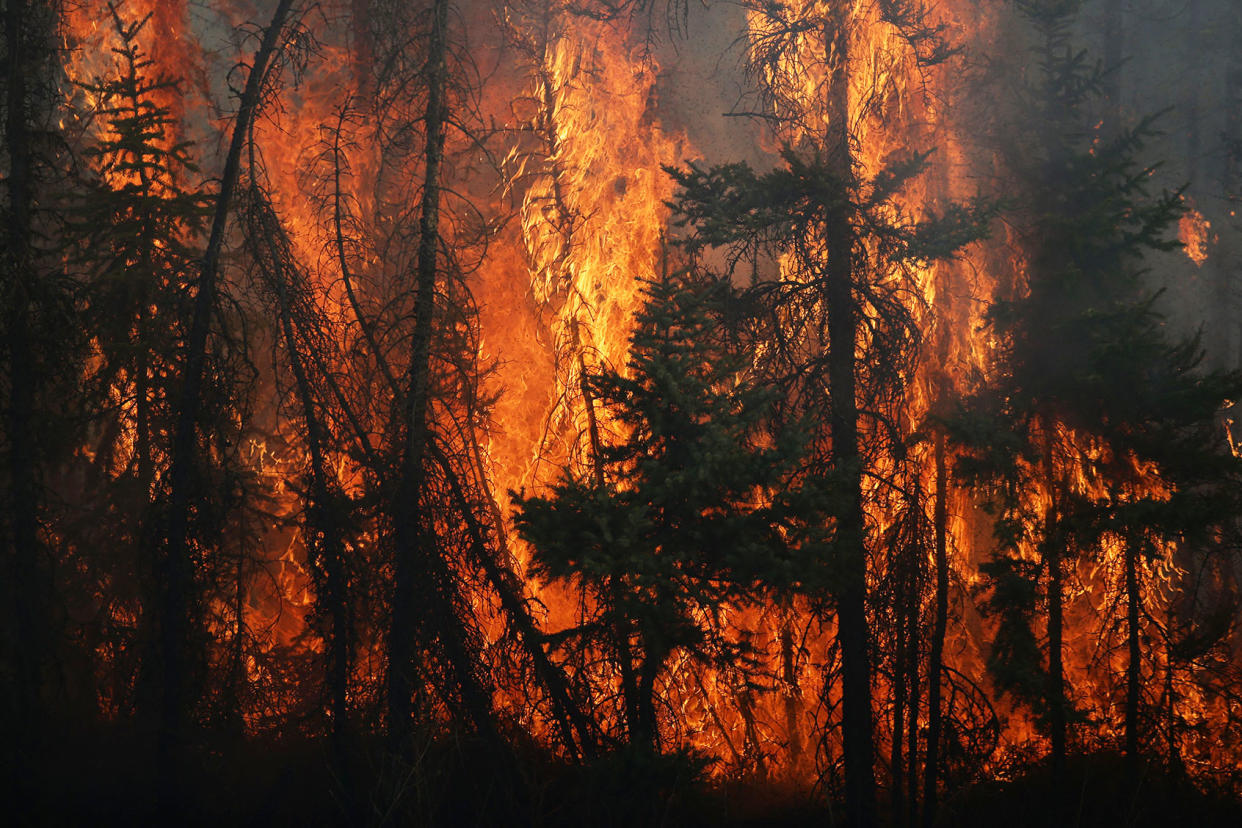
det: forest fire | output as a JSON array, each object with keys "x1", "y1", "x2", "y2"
[{"x1": 5, "y1": 0, "x2": 1242, "y2": 826}]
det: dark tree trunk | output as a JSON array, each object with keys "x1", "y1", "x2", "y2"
[
  {"x1": 923, "y1": 435, "x2": 949, "y2": 828},
  {"x1": 1045, "y1": 463, "x2": 1066, "y2": 783},
  {"x1": 892, "y1": 595, "x2": 908, "y2": 826},
  {"x1": 160, "y1": 0, "x2": 295, "y2": 803},
  {"x1": 780, "y1": 603, "x2": 804, "y2": 771},
  {"x1": 636, "y1": 652, "x2": 662, "y2": 751},
  {"x1": 2, "y1": 0, "x2": 51, "y2": 787},
  {"x1": 905, "y1": 595, "x2": 920, "y2": 828},
  {"x1": 1125, "y1": 539, "x2": 1142, "y2": 765},
  {"x1": 823, "y1": 12, "x2": 877, "y2": 826},
  {"x1": 388, "y1": 0, "x2": 450, "y2": 752}
]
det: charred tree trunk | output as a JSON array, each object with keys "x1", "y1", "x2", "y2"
[
  {"x1": 1044, "y1": 439, "x2": 1067, "y2": 783},
  {"x1": 923, "y1": 434, "x2": 949, "y2": 828},
  {"x1": 160, "y1": 0, "x2": 294, "y2": 800},
  {"x1": 1048, "y1": 544, "x2": 1066, "y2": 775},
  {"x1": 823, "y1": 13, "x2": 877, "y2": 826},
  {"x1": 387, "y1": 0, "x2": 450, "y2": 752},
  {"x1": 635, "y1": 650, "x2": 663, "y2": 751},
  {"x1": 2, "y1": 0, "x2": 52, "y2": 786},
  {"x1": 1125, "y1": 539, "x2": 1142, "y2": 765},
  {"x1": 904, "y1": 595, "x2": 920, "y2": 828},
  {"x1": 780, "y1": 602, "x2": 804, "y2": 772},
  {"x1": 891, "y1": 593, "x2": 908, "y2": 825}
]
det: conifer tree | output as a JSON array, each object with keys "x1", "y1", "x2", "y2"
[
  {"x1": 949, "y1": 0, "x2": 1242, "y2": 785},
  {"x1": 2, "y1": 0, "x2": 78, "y2": 801},
  {"x1": 671, "y1": 140, "x2": 986, "y2": 828},
  {"x1": 514, "y1": 270, "x2": 807, "y2": 750},
  {"x1": 71, "y1": 7, "x2": 209, "y2": 721},
  {"x1": 669, "y1": 5, "x2": 988, "y2": 821}
]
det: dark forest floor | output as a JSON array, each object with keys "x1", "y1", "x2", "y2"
[{"x1": 8, "y1": 724, "x2": 1242, "y2": 827}]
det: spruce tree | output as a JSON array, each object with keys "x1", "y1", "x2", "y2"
[
  {"x1": 949, "y1": 0, "x2": 1242, "y2": 784},
  {"x1": 514, "y1": 270, "x2": 806, "y2": 751},
  {"x1": 70, "y1": 4, "x2": 209, "y2": 722},
  {"x1": 670, "y1": 145, "x2": 987, "y2": 826}
]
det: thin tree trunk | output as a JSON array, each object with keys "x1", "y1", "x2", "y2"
[
  {"x1": 1125, "y1": 539, "x2": 1141, "y2": 767},
  {"x1": 780, "y1": 603, "x2": 804, "y2": 772},
  {"x1": 578, "y1": 325, "x2": 645, "y2": 749},
  {"x1": 1164, "y1": 615, "x2": 1178, "y2": 767},
  {"x1": 160, "y1": 0, "x2": 295, "y2": 802},
  {"x1": 388, "y1": 0, "x2": 450, "y2": 752},
  {"x1": 905, "y1": 595, "x2": 920, "y2": 828},
  {"x1": 923, "y1": 434, "x2": 949, "y2": 828},
  {"x1": 636, "y1": 653, "x2": 662, "y2": 751},
  {"x1": 2, "y1": 0, "x2": 49, "y2": 787},
  {"x1": 822, "y1": 11, "x2": 877, "y2": 825},
  {"x1": 892, "y1": 596, "x2": 908, "y2": 826},
  {"x1": 1044, "y1": 437, "x2": 1066, "y2": 783},
  {"x1": 1048, "y1": 544, "x2": 1066, "y2": 773}
]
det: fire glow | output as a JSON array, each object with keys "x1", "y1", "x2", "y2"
[{"x1": 7, "y1": 0, "x2": 1242, "y2": 824}]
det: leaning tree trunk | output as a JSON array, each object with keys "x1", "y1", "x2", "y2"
[
  {"x1": 159, "y1": 0, "x2": 295, "y2": 803},
  {"x1": 429, "y1": 441, "x2": 598, "y2": 759},
  {"x1": 923, "y1": 433, "x2": 950, "y2": 828},
  {"x1": 387, "y1": 0, "x2": 450, "y2": 753}
]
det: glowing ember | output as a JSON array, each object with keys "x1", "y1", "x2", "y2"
[{"x1": 1180, "y1": 206, "x2": 1213, "y2": 267}]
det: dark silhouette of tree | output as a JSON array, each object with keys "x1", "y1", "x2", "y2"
[
  {"x1": 515, "y1": 270, "x2": 806, "y2": 750},
  {"x1": 158, "y1": 0, "x2": 296, "y2": 806},
  {"x1": 668, "y1": 4, "x2": 985, "y2": 822},
  {"x1": 1, "y1": 0, "x2": 79, "y2": 805},
  {"x1": 671, "y1": 101, "x2": 986, "y2": 828},
  {"x1": 69, "y1": 4, "x2": 210, "y2": 728},
  {"x1": 950, "y1": 0, "x2": 1242, "y2": 790}
]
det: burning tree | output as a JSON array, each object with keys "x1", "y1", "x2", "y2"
[
  {"x1": 667, "y1": 2, "x2": 990, "y2": 823},
  {"x1": 514, "y1": 270, "x2": 807, "y2": 752},
  {"x1": 950, "y1": 0, "x2": 1242, "y2": 790},
  {"x1": 69, "y1": 5, "x2": 213, "y2": 727},
  {"x1": 7, "y1": 0, "x2": 1242, "y2": 824}
]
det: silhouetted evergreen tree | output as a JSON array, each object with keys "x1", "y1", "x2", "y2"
[
  {"x1": 949, "y1": 0, "x2": 1242, "y2": 787},
  {"x1": 70, "y1": 5, "x2": 209, "y2": 723},
  {"x1": 670, "y1": 144, "x2": 987, "y2": 828},
  {"x1": 515, "y1": 270, "x2": 807, "y2": 750},
  {"x1": 1, "y1": 0, "x2": 79, "y2": 806}
]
